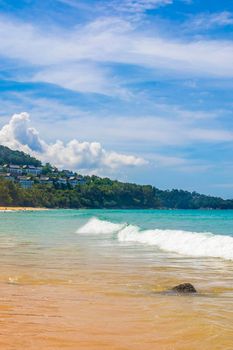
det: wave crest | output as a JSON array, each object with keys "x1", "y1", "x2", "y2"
[
  {"x1": 77, "y1": 218, "x2": 233, "y2": 260},
  {"x1": 118, "y1": 225, "x2": 233, "y2": 260},
  {"x1": 76, "y1": 217, "x2": 125, "y2": 234}
]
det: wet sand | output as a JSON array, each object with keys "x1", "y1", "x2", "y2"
[{"x1": 1, "y1": 252, "x2": 233, "y2": 350}]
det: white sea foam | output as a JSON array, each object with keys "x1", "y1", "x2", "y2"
[
  {"x1": 77, "y1": 218, "x2": 233, "y2": 261},
  {"x1": 118, "y1": 225, "x2": 233, "y2": 260},
  {"x1": 0, "y1": 210, "x2": 14, "y2": 212},
  {"x1": 76, "y1": 217, "x2": 125, "y2": 234}
]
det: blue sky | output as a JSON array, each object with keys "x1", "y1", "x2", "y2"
[{"x1": 0, "y1": 0, "x2": 233, "y2": 197}]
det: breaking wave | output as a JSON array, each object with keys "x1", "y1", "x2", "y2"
[
  {"x1": 76, "y1": 217, "x2": 126, "y2": 234},
  {"x1": 77, "y1": 218, "x2": 233, "y2": 261}
]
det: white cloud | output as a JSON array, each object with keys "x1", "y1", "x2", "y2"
[
  {"x1": 187, "y1": 11, "x2": 233, "y2": 30},
  {"x1": 110, "y1": 0, "x2": 173, "y2": 13},
  {"x1": 67, "y1": 113, "x2": 233, "y2": 147},
  {"x1": 55, "y1": 0, "x2": 94, "y2": 10},
  {"x1": 0, "y1": 15, "x2": 233, "y2": 97},
  {"x1": 0, "y1": 113, "x2": 146, "y2": 171},
  {"x1": 0, "y1": 112, "x2": 45, "y2": 153},
  {"x1": 0, "y1": 93, "x2": 232, "y2": 150},
  {"x1": 33, "y1": 63, "x2": 131, "y2": 98},
  {"x1": 57, "y1": 0, "x2": 173, "y2": 13}
]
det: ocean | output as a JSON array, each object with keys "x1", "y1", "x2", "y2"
[{"x1": 1, "y1": 209, "x2": 233, "y2": 349}]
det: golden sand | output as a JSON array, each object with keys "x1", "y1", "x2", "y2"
[
  {"x1": 0, "y1": 206, "x2": 47, "y2": 211},
  {"x1": 1, "y1": 256, "x2": 233, "y2": 350}
]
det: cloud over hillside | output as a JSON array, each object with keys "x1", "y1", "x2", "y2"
[{"x1": 0, "y1": 113, "x2": 146, "y2": 171}]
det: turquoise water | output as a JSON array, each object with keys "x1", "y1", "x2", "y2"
[
  {"x1": 1, "y1": 209, "x2": 233, "y2": 261},
  {"x1": 2, "y1": 208, "x2": 233, "y2": 234}
]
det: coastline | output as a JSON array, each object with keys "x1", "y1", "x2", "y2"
[{"x1": 0, "y1": 206, "x2": 48, "y2": 211}]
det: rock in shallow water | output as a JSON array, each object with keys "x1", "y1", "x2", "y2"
[{"x1": 172, "y1": 283, "x2": 197, "y2": 294}]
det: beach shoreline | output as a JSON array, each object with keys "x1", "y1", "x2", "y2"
[
  {"x1": 1, "y1": 209, "x2": 233, "y2": 349},
  {"x1": 0, "y1": 206, "x2": 48, "y2": 211}
]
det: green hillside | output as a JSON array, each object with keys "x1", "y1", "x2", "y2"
[
  {"x1": 0, "y1": 145, "x2": 41, "y2": 166},
  {"x1": 0, "y1": 145, "x2": 233, "y2": 209}
]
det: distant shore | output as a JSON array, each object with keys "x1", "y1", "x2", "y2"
[{"x1": 0, "y1": 206, "x2": 48, "y2": 211}]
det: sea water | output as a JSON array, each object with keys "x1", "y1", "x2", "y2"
[{"x1": 1, "y1": 209, "x2": 233, "y2": 349}]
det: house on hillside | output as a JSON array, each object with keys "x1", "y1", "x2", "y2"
[
  {"x1": 8, "y1": 165, "x2": 23, "y2": 176},
  {"x1": 0, "y1": 165, "x2": 7, "y2": 174},
  {"x1": 51, "y1": 167, "x2": 59, "y2": 176},
  {"x1": 23, "y1": 165, "x2": 42, "y2": 176},
  {"x1": 67, "y1": 176, "x2": 86, "y2": 188},
  {"x1": 17, "y1": 176, "x2": 34, "y2": 189},
  {"x1": 77, "y1": 176, "x2": 86, "y2": 185},
  {"x1": 39, "y1": 176, "x2": 53, "y2": 185},
  {"x1": 0, "y1": 173, "x2": 14, "y2": 182},
  {"x1": 56, "y1": 178, "x2": 67, "y2": 186},
  {"x1": 67, "y1": 176, "x2": 79, "y2": 188}
]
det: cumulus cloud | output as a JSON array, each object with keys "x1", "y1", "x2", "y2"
[
  {"x1": 0, "y1": 113, "x2": 146, "y2": 171},
  {"x1": 0, "y1": 113, "x2": 45, "y2": 153}
]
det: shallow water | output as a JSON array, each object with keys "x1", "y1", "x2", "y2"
[{"x1": 1, "y1": 209, "x2": 233, "y2": 349}]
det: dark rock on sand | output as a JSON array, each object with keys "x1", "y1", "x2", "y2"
[{"x1": 171, "y1": 283, "x2": 197, "y2": 294}]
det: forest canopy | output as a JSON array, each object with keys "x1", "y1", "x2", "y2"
[
  {"x1": 0, "y1": 145, "x2": 41, "y2": 167},
  {"x1": 1, "y1": 176, "x2": 233, "y2": 209}
]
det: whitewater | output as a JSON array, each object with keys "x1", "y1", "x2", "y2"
[{"x1": 77, "y1": 217, "x2": 233, "y2": 261}]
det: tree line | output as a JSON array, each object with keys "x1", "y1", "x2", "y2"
[{"x1": 1, "y1": 176, "x2": 233, "y2": 209}]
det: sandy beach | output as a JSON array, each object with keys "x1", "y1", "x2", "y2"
[
  {"x1": 0, "y1": 206, "x2": 47, "y2": 211},
  {"x1": 0, "y1": 210, "x2": 233, "y2": 349}
]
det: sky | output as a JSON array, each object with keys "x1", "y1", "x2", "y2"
[{"x1": 0, "y1": 0, "x2": 233, "y2": 197}]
